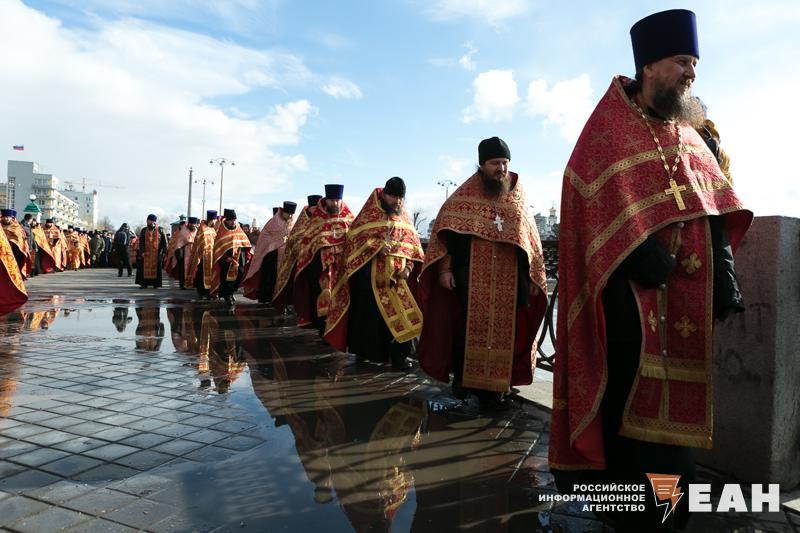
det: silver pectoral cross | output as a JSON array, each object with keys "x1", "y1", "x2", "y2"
[
  {"x1": 493, "y1": 214, "x2": 504, "y2": 233},
  {"x1": 332, "y1": 226, "x2": 339, "y2": 238}
]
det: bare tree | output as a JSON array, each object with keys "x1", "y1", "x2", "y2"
[
  {"x1": 98, "y1": 216, "x2": 115, "y2": 231},
  {"x1": 412, "y1": 210, "x2": 427, "y2": 233}
]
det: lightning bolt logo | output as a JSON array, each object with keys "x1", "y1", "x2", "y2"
[{"x1": 646, "y1": 473, "x2": 683, "y2": 523}]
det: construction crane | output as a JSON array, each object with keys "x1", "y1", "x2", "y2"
[{"x1": 63, "y1": 178, "x2": 124, "y2": 193}]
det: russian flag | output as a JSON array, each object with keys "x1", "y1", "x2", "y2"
[{"x1": 13, "y1": 145, "x2": 24, "y2": 151}]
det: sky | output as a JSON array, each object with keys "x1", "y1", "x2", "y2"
[{"x1": 1, "y1": 0, "x2": 798, "y2": 229}]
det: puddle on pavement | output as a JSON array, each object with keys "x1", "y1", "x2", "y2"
[{"x1": 0, "y1": 303, "x2": 559, "y2": 531}]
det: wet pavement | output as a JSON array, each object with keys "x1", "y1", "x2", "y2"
[{"x1": 1, "y1": 270, "x2": 798, "y2": 532}]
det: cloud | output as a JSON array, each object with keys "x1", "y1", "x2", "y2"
[
  {"x1": 44, "y1": 0, "x2": 280, "y2": 36},
  {"x1": 0, "y1": 0, "x2": 316, "y2": 226},
  {"x1": 463, "y1": 69, "x2": 520, "y2": 123},
  {"x1": 525, "y1": 73, "x2": 594, "y2": 141},
  {"x1": 321, "y1": 77, "x2": 364, "y2": 100},
  {"x1": 420, "y1": 0, "x2": 530, "y2": 27},
  {"x1": 458, "y1": 42, "x2": 477, "y2": 71},
  {"x1": 438, "y1": 155, "x2": 471, "y2": 180}
]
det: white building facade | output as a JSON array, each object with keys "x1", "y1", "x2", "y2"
[{"x1": 5, "y1": 161, "x2": 86, "y2": 228}]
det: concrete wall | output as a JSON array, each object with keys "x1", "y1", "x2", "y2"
[{"x1": 698, "y1": 216, "x2": 800, "y2": 489}]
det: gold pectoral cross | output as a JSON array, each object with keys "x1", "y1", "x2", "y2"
[{"x1": 664, "y1": 179, "x2": 687, "y2": 211}]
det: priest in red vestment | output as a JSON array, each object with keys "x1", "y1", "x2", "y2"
[
  {"x1": 416, "y1": 137, "x2": 548, "y2": 410},
  {"x1": 548, "y1": 10, "x2": 752, "y2": 530},
  {"x1": 1, "y1": 209, "x2": 31, "y2": 279},
  {"x1": 186, "y1": 210, "x2": 218, "y2": 300},
  {"x1": 135, "y1": 214, "x2": 168, "y2": 288},
  {"x1": 325, "y1": 178, "x2": 424, "y2": 370},
  {"x1": 242, "y1": 201, "x2": 297, "y2": 304},
  {"x1": 287, "y1": 185, "x2": 353, "y2": 335},
  {"x1": 211, "y1": 209, "x2": 253, "y2": 307},
  {"x1": 0, "y1": 227, "x2": 27, "y2": 314},
  {"x1": 273, "y1": 195, "x2": 322, "y2": 312}
]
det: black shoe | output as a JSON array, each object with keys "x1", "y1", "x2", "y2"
[
  {"x1": 478, "y1": 391, "x2": 510, "y2": 411},
  {"x1": 451, "y1": 381, "x2": 468, "y2": 400},
  {"x1": 224, "y1": 295, "x2": 234, "y2": 307},
  {"x1": 391, "y1": 356, "x2": 413, "y2": 371},
  {"x1": 118, "y1": 273, "x2": 123, "y2": 277}
]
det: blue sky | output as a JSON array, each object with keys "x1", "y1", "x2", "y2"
[{"x1": 1, "y1": 0, "x2": 798, "y2": 228}]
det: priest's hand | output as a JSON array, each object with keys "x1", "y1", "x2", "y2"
[
  {"x1": 379, "y1": 244, "x2": 392, "y2": 257},
  {"x1": 397, "y1": 266, "x2": 411, "y2": 280},
  {"x1": 439, "y1": 271, "x2": 455, "y2": 290}
]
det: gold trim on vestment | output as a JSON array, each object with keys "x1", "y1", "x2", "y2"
[
  {"x1": 461, "y1": 239, "x2": 519, "y2": 392},
  {"x1": 371, "y1": 256, "x2": 423, "y2": 343}
]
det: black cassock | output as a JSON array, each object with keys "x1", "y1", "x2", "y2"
[
  {"x1": 257, "y1": 249, "x2": 278, "y2": 303},
  {"x1": 218, "y1": 248, "x2": 248, "y2": 298},
  {"x1": 345, "y1": 260, "x2": 412, "y2": 365}
]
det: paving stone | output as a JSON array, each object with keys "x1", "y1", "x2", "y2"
[
  {"x1": 0, "y1": 418, "x2": 23, "y2": 431},
  {"x1": 63, "y1": 488, "x2": 139, "y2": 517},
  {"x1": 82, "y1": 444, "x2": 140, "y2": 462},
  {"x1": 94, "y1": 413, "x2": 143, "y2": 427},
  {"x1": 24, "y1": 480, "x2": 96, "y2": 505},
  {"x1": 0, "y1": 461, "x2": 25, "y2": 480},
  {"x1": 19, "y1": 429, "x2": 78, "y2": 447},
  {"x1": 63, "y1": 421, "x2": 115, "y2": 437},
  {"x1": 22, "y1": 400, "x2": 66, "y2": 410},
  {"x1": 77, "y1": 397, "x2": 118, "y2": 409},
  {"x1": 0, "y1": 495, "x2": 50, "y2": 525},
  {"x1": 64, "y1": 517, "x2": 140, "y2": 532},
  {"x1": 103, "y1": 498, "x2": 177, "y2": 530},
  {"x1": 51, "y1": 437, "x2": 107, "y2": 454},
  {"x1": 119, "y1": 433, "x2": 172, "y2": 449},
  {"x1": 209, "y1": 419, "x2": 256, "y2": 433},
  {"x1": 71, "y1": 464, "x2": 141, "y2": 483},
  {"x1": 92, "y1": 427, "x2": 141, "y2": 442},
  {"x1": 151, "y1": 423, "x2": 199, "y2": 439},
  {"x1": 6, "y1": 448, "x2": 71, "y2": 468},
  {"x1": 124, "y1": 418, "x2": 170, "y2": 432},
  {"x1": 11, "y1": 505, "x2": 91, "y2": 532},
  {"x1": 70, "y1": 408, "x2": 119, "y2": 421},
  {"x1": 35, "y1": 415, "x2": 87, "y2": 430},
  {"x1": 8, "y1": 410, "x2": 60, "y2": 424},
  {"x1": 115, "y1": 450, "x2": 174, "y2": 470},
  {"x1": 0, "y1": 424, "x2": 50, "y2": 440},
  {"x1": 0, "y1": 469, "x2": 62, "y2": 494},
  {"x1": 182, "y1": 446, "x2": 236, "y2": 463},
  {"x1": 150, "y1": 439, "x2": 206, "y2": 457},
  {"x1": 38, "y1": 455, "x2": 105, "y2": 477},
  {"x1": 181, "y1": 429, "x2": 229, "y2": 445},
  {"x1": 213, "y1": 435, "x2": 264, "y2": 452},
  {"x1": 0, "y1": 440, "x2": 39, "y2": 460}
]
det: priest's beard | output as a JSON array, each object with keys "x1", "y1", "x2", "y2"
[
  {"x1": 651, "y1": 81, "x2": 704, "y2": 125},
  {"x1": 380, "y1": 198, "x2": 401, "y2": 215},
  {"x1": 324, "y1": 203, "x2": 340, "y2": 215},
  {"x1": 477, "y1": 167, "x2": 510, "y2": 197}
]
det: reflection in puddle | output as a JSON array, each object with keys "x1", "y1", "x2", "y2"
[{"x1": 0, "y1": 303, "x2": 555, "y2": 531}]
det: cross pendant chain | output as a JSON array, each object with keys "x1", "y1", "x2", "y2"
[
  {"x1": 632, "y1": 100, "x2": 689, "y2": 212},
  {"x1": 493, "y1": 214, "x2": 504, "y2": 232}
]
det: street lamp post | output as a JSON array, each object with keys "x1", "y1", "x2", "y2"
[
  {"x1": 195, "y1": 178, "x2": 214, "y2": 216},
  {"x1": 187, "y1": 167, "x2": 193, "y2": 219},
  {"x1": 437, "y1": 179, "x2": 457, "y2": 200},
  {"x1": 209, "y1": 158, "x2": 235, "y2": 214}
]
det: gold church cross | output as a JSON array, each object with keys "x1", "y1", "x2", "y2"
[{"x1": 664, "y1": 179, "x2": 687, "y2": 211}]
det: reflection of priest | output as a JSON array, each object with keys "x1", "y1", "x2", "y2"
[
  {"x1": 112, "y1": 307, "x2": 133, "y2": 332},
  {"x1": 242, "y1": 201, "x2": 296, "y2": 304},
  {"x1": 134, "y1": 306, "x2": 165, "y2": 351},
  {"x1": 417, "y1": 137, "x2": 547, "y2": 410},
  {"x1": 324, "y1": 178, "x2": 424, "y2": 370}
]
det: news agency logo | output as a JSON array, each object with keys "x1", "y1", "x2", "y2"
[{"x1": 646, "y1": 473, "x2": 683, "y2": 523}]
